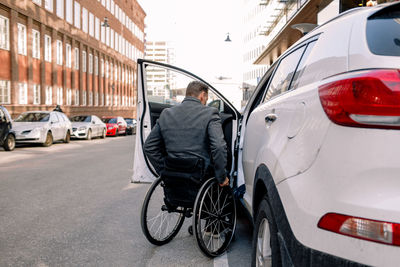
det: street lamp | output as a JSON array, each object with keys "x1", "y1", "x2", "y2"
[
  {"x1": 102, "y1": 17, "x2": 110, "y2": 28},
  {"x1": 224, "y1": 33, "x2": 231, "y2": 42}
]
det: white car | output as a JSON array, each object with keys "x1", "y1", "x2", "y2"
[
  {"x1": 70, "y1": 115, "x2": 106, "y2": 140},
  {"x1": 134, "y1": 2, "x2": 400, "y2": 266},
  {"x1": 13, "y1": 111, "x2": 72, "y2": 147}
]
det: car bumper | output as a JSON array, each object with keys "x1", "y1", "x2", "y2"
[
  {"x1": 15, "y1": 130, "x2": 44, "y2": 143},
  {"x1": 276, "y1": 123, "x2": 400, "y2": 266},
  {"x1": 71, "y1": 129, "x2": 87, "y2": 139},
  {"x1": 106, "y1": 127, "x2": 117, "y2": 136}
]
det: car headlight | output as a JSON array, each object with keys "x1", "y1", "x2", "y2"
[{"x1": 78, "y1": 126, "x2": 87, "y2": 131}]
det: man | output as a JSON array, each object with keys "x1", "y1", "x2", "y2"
[{"x1": 144, "y1": 81, "x2": 229, "y2": 187}]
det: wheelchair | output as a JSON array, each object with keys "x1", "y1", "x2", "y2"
[{"x1": 140, "y1": 156, "x2": 237, "y2": 257}]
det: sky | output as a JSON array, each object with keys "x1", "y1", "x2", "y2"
[{"x1": 137, "y1": 0, "x2": 242, "y2": 83}]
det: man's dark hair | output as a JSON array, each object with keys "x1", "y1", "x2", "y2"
[{"x1": 186, "y1": 81, "x2": 208, "y2": 97}]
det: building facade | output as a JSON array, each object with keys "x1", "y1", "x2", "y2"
[
  {"x1": 0, "y1": 0, "x2": 145, "y2": 118},
  {"x1": 144, "y1": 41, "x2": 176, "y2": 101}
]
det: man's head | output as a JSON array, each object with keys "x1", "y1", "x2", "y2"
[{"x1": 186, "y1": 81, "x2": 208, "y2": 105}]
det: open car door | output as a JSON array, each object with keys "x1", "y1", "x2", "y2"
[{"x1": 132, "y1": 59, "x2": 241, "y2": 183}]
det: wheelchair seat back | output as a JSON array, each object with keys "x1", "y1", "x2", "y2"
[{"x1": 161, "y1": 156, "x2": 205, "y2": 208}]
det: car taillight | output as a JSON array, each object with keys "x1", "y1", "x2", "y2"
[
  {"x1": 318, "y1": 69, "x2": 400, "y2": 129},
  {"x1": 318, "y1": 213, "x2": 400, "y2": 246}
]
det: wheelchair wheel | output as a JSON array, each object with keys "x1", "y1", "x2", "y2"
[
  {"x1": 193, "y1": 178, "x2": 237, "y2": 257},
  {"x1": 141, "y1": 177, "x2": 186, "y2": 245}
]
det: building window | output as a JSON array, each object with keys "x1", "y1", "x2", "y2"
[
  {"x1": 44, "y1": 0, "x2": 53, "y2": 12},
  {"x1": 95, "y1": 17, "x2": 100, "y2": 40},
  {"x1": 82, "y1": 51, "x2": 86, "y2": 72},
  {"x1": 82, "y1": 8, "x2": 88, "y2": 33},
  {"x1": 82, "y1": 90, "x2": 86, "y2": 106},
  {"x1": 44, "y1": 35, "x2": 52, "y2": 62},
  {"x1": 65, "y1": 0, "x2": 73, "y2": 24},
  {"x1": 0, "y1": 16, "x2": 10, "y2": 50},
  {"x1": 74, "y1": 89, "x2": 79, "y2": 105},
  {"x1": 114, "y1": 32, "x2": 118, "y2": 52},
  {"x1": 111, "y1": 0, "x2": 115, "y2": 15},
  {"x1": 17, "y1": 23, "x2": 27, "y2": 55},
  {"x1": 56, "y1": 40, "x2": 63, "y2": 65},
  {"x1": 106, "y1": 27, "x2": 110, "y2": 46},
  {"x1": 33, "y1": 0, "x2": 42, "y2": 5},
  {"x1": 105, "y1": 61, "x2": 109, "y2": 78},
  {"x1": 74, "y1": 47, "x2": 79, "y2": 70},
  {"x1": 95, "y1": 92, "x2": 98, "y2": 106},
  {"x1": 114, "y1": 63, "x2": 117, "y2": 80},
  {"x1": 110, "y1": 28, "x2": 114, "y2": 50},
  {"x1": 18, "y1": 83, "x2": 27, "y2": 104},
  {"x1": 33, "y1": 84, "x2": 40, "y2": 104},
  {"x1": 45, "y1": 86, "x2": 52, "y2": 105},
  {"x1": 66, "y1": 88, "x2": 72, "y2": 105},
  {"x1": 106, "y1": 94, "x2": 109, "y2": 106},
  {"x1": 95, "y1": 56, "x2": 98, "y2": 75},
  {"x1": 101, "y1": 24, "x2": 105, "y2": 43},
  {"x1": 74, "y1": 1, "x2": 81, "y2": 29},
  {"x1": 65, "y1": 44, "x2": 71, "y2": 68},
  {"x1": 0, "y1": 80, "x2": 10, "y2": 104},
  {"x1": 106, "y1": 0, "x2": 110, "y2": 11},
  {"x1": 89, "y1": 91, "x2": 93, "y2": 106},
  {"x1": 101, "y1": 0, "x2": 105, "y2": 6},
  {"x1": 101, "y1": 93, "x2": 104, "y2": 106},
  {"x1": 101, "y1": 59, "x2": 104, "y2": 77},
  {"x1": 89, "y1": 53, "x2": 93, "y2": 74},
  {"x1": 57, "y1": 87, "x2": 63, "y2": 105},
  {"x1": 89, "y1": 12, "x2": 94, "y2": 37},
  {"x1": 56, "y1": 0, "x2": 64, "y2": 18},
  {"x1": 32, "y1": 29, "x2": 40, "y2": 59}
]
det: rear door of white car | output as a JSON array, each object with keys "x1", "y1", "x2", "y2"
[{"x1": 132, "y1": 59, "x2": 240, "y2": 183}]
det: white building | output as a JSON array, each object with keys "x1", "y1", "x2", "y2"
[{"x1": 144, "y1": 41, "x2": 176, "y2": 101}]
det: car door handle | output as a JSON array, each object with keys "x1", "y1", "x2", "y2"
[{"x1": 265, "y1": 114, "x2": 277, "y2": 123}]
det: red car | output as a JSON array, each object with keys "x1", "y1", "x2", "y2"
[{"x1": 102, "y1": 116, "x2": 127, "y2": 136}]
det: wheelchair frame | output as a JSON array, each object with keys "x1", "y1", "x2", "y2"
[{"x1": 140, "y1": 176, "x2": 237, "y2": 257}]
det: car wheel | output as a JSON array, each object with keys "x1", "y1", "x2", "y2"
[
  {"x1": 43, "y1": 132, "x2": 53, "y2": 147},
  {"x1": 115, "y1": 129, "x2": 118, "y2": 137},
  {"x1": 252, "y1": 197, "x2": 281, "y2": 267},
  {"x1": 101, "y1": 129, "x2": 106, "y2": 139},
  {"x1": 64, "y1": 131, "x2": 71, "y2": 143},
  {"x1": 86, "y1": 129, "x2": 92, "y2": 140},
  {"x1": 4, "y1": 134, "x2": 15, "y2": 151}
]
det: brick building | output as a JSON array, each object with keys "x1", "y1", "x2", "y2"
[{"x1": 0, "y1": 0, "x2": 145, "y2": 118}]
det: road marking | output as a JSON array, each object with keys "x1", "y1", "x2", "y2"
[{"x1": 214, "y1": 252, "x2": 229, "y2": 267}]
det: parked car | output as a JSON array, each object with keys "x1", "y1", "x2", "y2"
[
  {"x1": 133, "y1": 2, "x2": 400, "y2": 266},
  {"x1": 13, "y1": 111, "x2": 72, "y2": 147},
  {"x1": 70, "y1": 115, "x2": 106, "y2": 140},
  {"x1": 102, "y1": 116, "x2": 127, "y2": 136},
  {"x1": 124, "y1": 118, "x2": 137, "y2": 135},
  {"x1": 0, "y1": 105, "x2": 15, "y2": 151}
]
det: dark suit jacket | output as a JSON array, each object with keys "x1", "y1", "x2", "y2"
[{"x1": 144, "y1": 96, "x2": 227, "y2": 183}]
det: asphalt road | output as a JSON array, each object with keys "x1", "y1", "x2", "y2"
[{"x1": 0, "y1": 135, "x2": 252, "y2": 267}]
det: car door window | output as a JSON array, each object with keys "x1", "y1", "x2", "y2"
[
  {"x1": 263, "y1": 46, "x2": 306, "y2": 102},
  {"x1": 289, "y1": 41, "x2": 317, "y2": 90}
]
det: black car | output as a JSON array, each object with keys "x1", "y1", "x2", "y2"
[
  {"x1": 0, "y1": 106, "x2": 15, "y2": 151},
  {"x1": 124, "y1": 118, "x2": 137, "y2": 135}
]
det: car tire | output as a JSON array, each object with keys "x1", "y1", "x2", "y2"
[
  {"x1": 115, "y1": 129, "x2": 118, "y2": 137},
  {"x1": 252, "y1": 197, "x2": 281, "y2": 267},
  {"x1": 86, "y1": 129, "x2": 92, "y2": 141},
  {"x1": 43, "y1": 132, "x2": 53, "y2": 147},
  {"x1": 64, "y1": 131, "x2": 71, "y2": 143},
  {"x1": 101, "y1": 129, "x2": 106, "y2": 139},
  {"x1": 4, "y1": 134, "x2": 15, "y2": 151}
]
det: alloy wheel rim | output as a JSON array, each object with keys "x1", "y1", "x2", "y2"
[
  {"x1": 8, "y1": 135, "x2": 15, "y2": 150},
  {"x1": 256, "y1": 218, "x2": 272, "y2": 267}
]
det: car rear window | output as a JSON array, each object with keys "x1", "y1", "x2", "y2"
[
  {"x1": 103, "y1": 118, "x2": 117, "y2": 123},
  {"x1": 366, "y1": 5, "x2": 400, "y2": 56}
]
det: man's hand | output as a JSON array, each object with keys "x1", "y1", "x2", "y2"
[{"x1": 219, "y1": 177, "x2": 229, "y2": 187}]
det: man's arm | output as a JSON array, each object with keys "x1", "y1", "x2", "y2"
[
  {"x1": 144, "y1": 122, "x2": 165, "y2": 175},
  {"x1": 207, "y1": 110, "x2": 228, "y2": 184}
]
